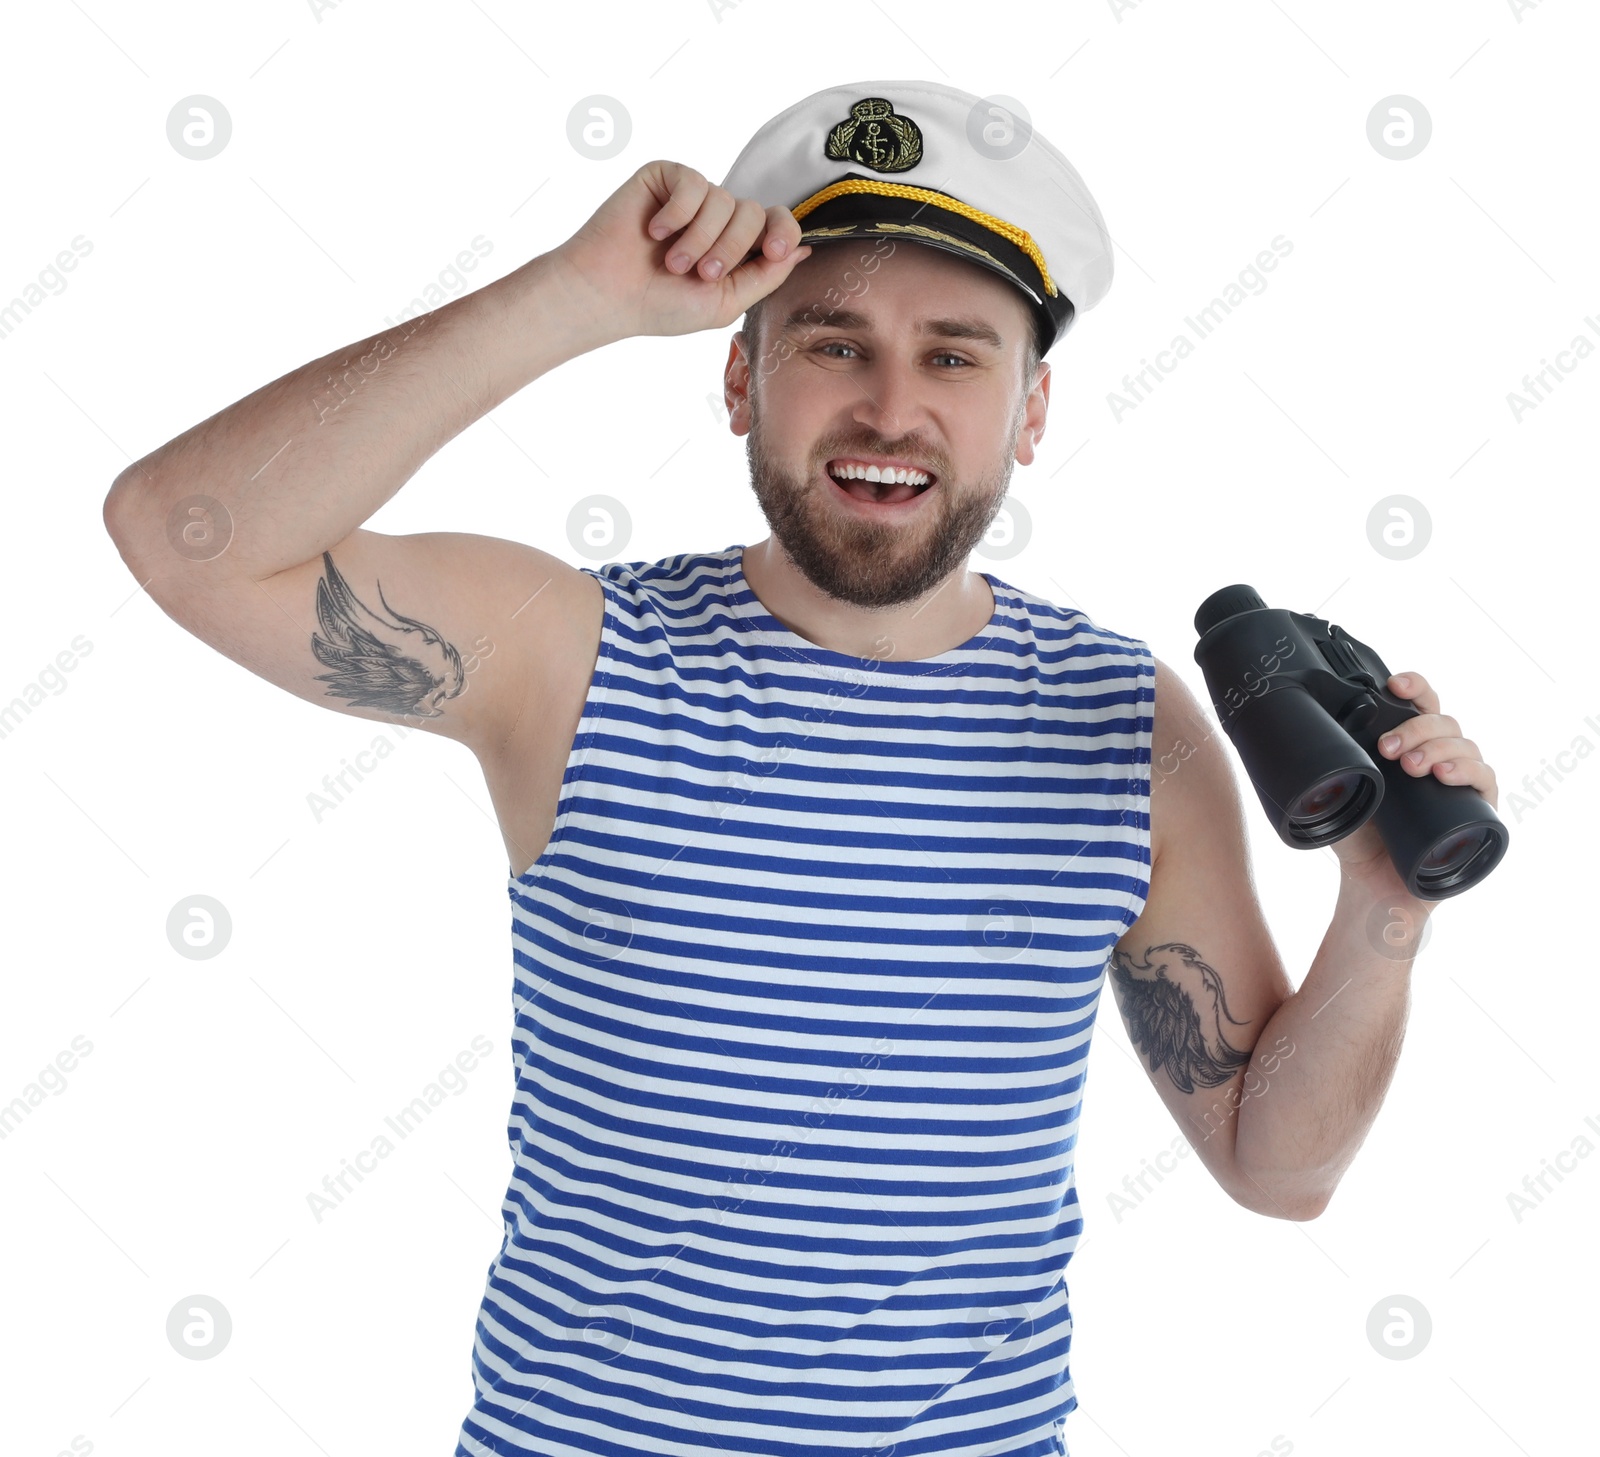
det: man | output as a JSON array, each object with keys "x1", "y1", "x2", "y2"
[{"x1": 104, "y1": 79, "x2": 1497, "y2": 1457}]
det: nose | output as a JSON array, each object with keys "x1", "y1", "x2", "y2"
[{"x1": 849, "y1": 350, "x2": 931, "y2": 440}]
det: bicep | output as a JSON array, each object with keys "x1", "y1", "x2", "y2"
[
  {"x1": 125, "y1": 523, "x2": 593, "y2": 755},
  {"x1": 1108, "y1": 656, "x2": 1296, "y2": 1199}
]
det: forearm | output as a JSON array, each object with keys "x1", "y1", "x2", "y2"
[
  {"x1": 103, "y1": 247, "x2": 615, "y2": 582},
  {"x1": 1231, "y1": 873, "x2": 1422, "y2": 1216}
]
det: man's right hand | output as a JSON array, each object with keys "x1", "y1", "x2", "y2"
[{"x1": 551, "y1": 159, "x2": 814, "y2": 345}]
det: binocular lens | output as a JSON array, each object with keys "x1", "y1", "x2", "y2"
[
  {"x1": 1415, "y1": 826, "x2": 1496, "y2": 893},
  {"x1": 1192, "y1": 586, "x2": 1510, "y2": 897},
  {"x1": 1287, "y1": 771, "x2": 1376, "y2": 842}
]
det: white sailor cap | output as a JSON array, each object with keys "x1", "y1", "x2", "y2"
[{"x1": 721, "y1": 79, "x2": 1114, "y2": 356}]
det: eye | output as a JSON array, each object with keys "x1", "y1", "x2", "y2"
[{"x1": 813, "y1": 342, "x2": 973, "y2": 368}]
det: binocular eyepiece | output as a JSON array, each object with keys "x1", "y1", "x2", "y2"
[{"x1": 1192, "y1": 585, "x2": 1509, "y2": 900}]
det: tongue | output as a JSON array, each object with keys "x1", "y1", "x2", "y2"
[{"x1": 844, "y1": 476, "x2": 918, "y2": 505}]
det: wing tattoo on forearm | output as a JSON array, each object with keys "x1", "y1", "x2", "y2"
[
  {"x1": 1110, "y1": 941, "x2": 1253, "y2": 1093},
  {"x1": 309, "y1": 551, "x2": 466, "y2": 720}
]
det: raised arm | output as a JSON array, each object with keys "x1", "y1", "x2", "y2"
[
  {"x1": 102, "y1": 161, "x2": 812, "y2": 756},
  {"x1": 100, "y1": 244, "x2": 617, "y2": 753}
]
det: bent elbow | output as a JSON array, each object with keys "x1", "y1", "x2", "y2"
[
  {"x1": 1230, "y1": 1176, "x2": 1332, "y2": 1222},
  {"x1": 1280, "y1": 1193, "x2": 1330, "y2": 1222}
]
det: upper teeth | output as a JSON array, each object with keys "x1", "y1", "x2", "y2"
[{"x1": 829, "y1": 462, "x2": 932, "y2": 486}]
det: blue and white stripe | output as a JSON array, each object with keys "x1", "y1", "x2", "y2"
[{"x1": 457, "y1": 544, "x2": 1152, "y2": 1457}]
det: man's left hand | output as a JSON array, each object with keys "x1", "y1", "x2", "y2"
[{"x1": 1329, "y1": 671, "x2": 1499, "y2": 893}]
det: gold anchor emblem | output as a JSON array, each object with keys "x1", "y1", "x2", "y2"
[{"x1": 823, "y1": 97, "x2": 923, "y2": 173}]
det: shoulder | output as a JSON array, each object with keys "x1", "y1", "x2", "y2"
[{"x1": 1148, "y1": 654, "x2": 1230, "y2": 869}]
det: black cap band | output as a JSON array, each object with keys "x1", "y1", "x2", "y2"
[{"x1": 790, "y1": 173, "x2": 1076, "y2": 356}]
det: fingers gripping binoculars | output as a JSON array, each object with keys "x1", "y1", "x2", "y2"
[{"x1": 1192, "y1": 585, "x2": 1509, "y2": 900}]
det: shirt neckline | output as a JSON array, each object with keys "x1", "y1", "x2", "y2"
[{"x1": 721, "y1": 542, "x2": 1007, "y2": 673}]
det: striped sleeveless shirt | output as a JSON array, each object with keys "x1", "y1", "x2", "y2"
[{"x1": 456, "y1": 542, "x2": 1153, "y2": 1457}]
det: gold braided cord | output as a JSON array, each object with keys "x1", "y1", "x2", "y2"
[{"x1": 791, "y1": 179, "x2": 1058, "y2": 298}]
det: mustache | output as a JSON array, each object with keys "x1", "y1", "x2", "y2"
[{"x1": 819, "y1": 442, "x2": 945, "y2": 471}]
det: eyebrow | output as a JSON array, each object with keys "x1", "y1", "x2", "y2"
[{"x1": 778, "y1": 307, "x2": 1006, "y2": 352}]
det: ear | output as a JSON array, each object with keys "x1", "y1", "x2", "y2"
[
  {"x1": 1013, "y1": 361, "x2": 1050, "y2": 466},
  {"x1": 725, "y1": 331, "x2": 755, "y2": 437}
]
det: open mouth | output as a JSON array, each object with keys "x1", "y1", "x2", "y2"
[{"x1": 825, "y1": 459, "x2": 938, "y2": 508}]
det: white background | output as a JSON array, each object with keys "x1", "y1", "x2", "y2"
[{"x1": 1, "y1": 2, "x2": 1595, "y2": 1454}]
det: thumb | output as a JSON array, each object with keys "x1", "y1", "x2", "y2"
[{"x1": 719, "y1": 243, "x2": 814, "y2": 319}]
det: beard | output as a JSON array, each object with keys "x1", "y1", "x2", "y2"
[{"x1": 743, "y1": 391, "x2": 1025, "y2": 610}]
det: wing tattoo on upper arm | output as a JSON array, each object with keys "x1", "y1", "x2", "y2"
[
  {"x1": 1110, "y1": 941, "x2": 1253, "y2": 1093},
  {"x1": 309, "y1": 551, "x2": 466, "y2": 720}
]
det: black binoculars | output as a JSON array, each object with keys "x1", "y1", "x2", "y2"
[{"x1": 1192, "y1": 585, "x2": 1509, "y2": 900}]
